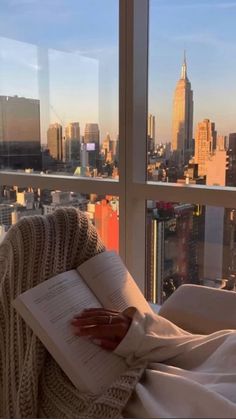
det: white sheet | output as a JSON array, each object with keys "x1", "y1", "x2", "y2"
[{"x1": 115, "y1": 309, "x2": 236, "y2": 418}]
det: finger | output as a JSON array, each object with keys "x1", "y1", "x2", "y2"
[
  {"x1": 71, "y1": 315, "x2": 124, "y2": 327},
  {"x1": 73, "y1": 308, "x2": 120, "y2": 319},
  {"x1": 83, "y1": 308, "x2": 120, "y2": 314},
  {"x1": 74, "y1": 322, "x2": 129, "y2": 340}
]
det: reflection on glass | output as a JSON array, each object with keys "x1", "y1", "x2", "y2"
[
  {"x1": 0, "y1": 1, "x2": 118, "y2": 178},
  {"x1": 148, "y1": 0, "x2": 236, "y2": 187},
  {"x1": 146, "y1": 200, "x2": 236, "y2": 304},
  {"x1": 0, "y1": 184, "x2": 119, "y2": 252}
]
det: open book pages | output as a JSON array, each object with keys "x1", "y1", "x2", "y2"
[
  {"x1": 13, "y1": 250, "x2": 151, "y2": 394},
  {"x1": 77, "y1": 251, "x2": 152, "y2": 314}
]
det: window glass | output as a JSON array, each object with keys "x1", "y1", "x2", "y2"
[
  {"x1": 0, "y1": 0, "x2": 119, "y2": 179},
  {"x1": 146, "y1": 200, "x2": 236, "y2": 304},
  {"x1": 148, "y1": 0, "x2": 236, "y2": 187},
  {"x1": 0, "y1": 184, "x2": 119, "y2": 252}
]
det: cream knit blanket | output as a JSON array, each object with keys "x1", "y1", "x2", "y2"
[{"x1": 0, "y1": 208, "x2": 145, "y2": 418}]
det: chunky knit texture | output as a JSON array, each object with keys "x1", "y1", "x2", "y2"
[{"x1": 0, "y1": 208, "x2": 145, "y2": 418}]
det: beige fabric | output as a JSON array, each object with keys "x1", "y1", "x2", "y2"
[
  {"x1": 0, "y1": 208, "x2": 145, "y2": 418},
  {"x1": 159, "y1": 284, "x2": 236, "y2": 334}
]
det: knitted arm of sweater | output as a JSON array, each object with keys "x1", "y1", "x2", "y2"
[{"x1": 114, "y1": 308, "x2": 207, "y2": 364}]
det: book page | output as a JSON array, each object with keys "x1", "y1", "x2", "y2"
[
  {"x1": 13, "y1": 270, "x2": 126, "y2": 394},
  {"x1": 77, "y1": 251, "x2": 152, "y2": 314}
]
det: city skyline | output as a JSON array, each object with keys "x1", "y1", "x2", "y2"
[{"x1": 0, "y1": 0, "x2": 235, "y2": 143}]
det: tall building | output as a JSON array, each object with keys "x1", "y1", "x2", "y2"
[
  {"x1": 0, "y1": 204, "x2": 14, "y2": 227},
  {"x1": 94, "y1": 198, "x2": 119, "y2": 253},
  {"x1": 206, "y1": 149, "x2": 227, "y2": 187},
  {"x1": 172, "y1": 54, "x2": 193, "y2": 165},
  {"x1": 16, "y1": 191, "x2": 35, "y2": 209},
  {"x1": 148, "y1": 114, "x2": 156, "y2": 141},
  {"x1": 194, "y1": 119, "x2": 216, "y2": 177},
  {"x1": 146, "y1": 202, "x2": 199, "y2": 304},
  {"x1": 147, "y1": 114, "x2": 156, "y2": 153},
  {"x1": 111, "y1": 139, "x2": 118, "y2": 161},
  {"x1": 47, "y1": 123, "x2": 63, "y2": 161},
  {"x1": 84, "y1": 123, "x2": 100, "y2": 168},
  {"x1": 64, "y1": 122, "x2": 80, "y2": 162},
  {"x1": 216, "y1": 135, "x2": 226, "y2": 151},
  {"x1": 227, "y1": 133, "x2": 236, "y2": 187},
  {"x1": 84, "y1": 123, "x2": 99, "y2": 144},
  {"x1": 101, "y1": 133, "x2": 112, "y2": 162},
  {"x1": 203, "y1": 148, "x2": 227, "y2": 286},
  {"x1": 0, "y1": 95, "x2": 42, "y2": 170}
]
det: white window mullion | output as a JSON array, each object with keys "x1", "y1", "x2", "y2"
[
  {"x1": 120, "y1": 0, "x2": 149, "y2": 293},
  {"x1": 133, "y1": 181, "x2": 236, "y2": 209},
  {"x1": 118, "y1": 0, "x2": 127, "y2": 264},
  {"x1": 0, "y1": 171, "x2": 121, "y2": 196}
]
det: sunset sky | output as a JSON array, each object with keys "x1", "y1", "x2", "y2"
[{"x1": 0, "y1": 0, "x2": 235, "y2": 143}]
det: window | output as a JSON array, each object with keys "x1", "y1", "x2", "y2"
[
  {"x1": 0, "y1": 0, "x2": 118, "y2": 178},
  {"x1": 1, "y1": 0, "x2": 236, "y2": 303},
  {"x1": 148, "y1": 0, "x2": 236, "y2": 189},
  {"x1": 145, "y1": 0, "x2": 236, "y2": 301},
  {"x1": 146, "y1": 200, "x2": 236, "y2": 304},
  {"x1": 0, "y1": 184, "x2": 119, "y2": 252}
]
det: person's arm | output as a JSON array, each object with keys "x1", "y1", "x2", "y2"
[
  {"x1": 72, "y1": 307, "x2": 236, "y2": 366},
  {"x1": 71, "y1": 307, "x2": 199, "y2": 363},
  {"x1": 114, "y1": 307, "x2": 200, "y2": 364}
]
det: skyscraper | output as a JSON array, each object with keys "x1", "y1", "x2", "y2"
[
  {"x1": 84, "y1": 123, "x2": 99, "y2": 144},
  {"x1": 147, "y1": 114, "x2": 156, "y2": 153},
  {"x1": 172, "y1": 53, "x2": 193, "y2": 165},
  {"x1": 148, "y1": 114, "x2": 156, "y2": 141},
  {"x1": 84, "y1": 123, "x2": 100, "y2": 168},
  {"x1": 64, "y1": 122, "x2": 80, "y2": 162},
  {"x1": 146, "y1": 202, "x2": 199, "y2": 305},
  {"x1": 0, "y1": 95, "x2": 42, "y2": 170},
  {"x1": 47, "y1": 123, "x2": 63, "y2": 161},
  {"x1": 101, "y1": 133, "x2": 112, "y2": 162},
  {"x1": 227, "y1": 133, "x2": 236, "y2": 187},
  {"x1": 216, "y1": 135, "x2": 226, "y2": 151},
  {"x1": 194, "y1": 119, "x2": 216, "y2": 177}
]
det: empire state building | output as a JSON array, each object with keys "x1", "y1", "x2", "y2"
[{"x1": 172, "y1": 54, "x2": 193, "y2": 165}]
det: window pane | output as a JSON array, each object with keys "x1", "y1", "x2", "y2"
[
  {"x1": 0, "y1": 184, "x2": 119, "y2": 252},
  {"x1": 148, "y1": 0, "x2": 236, "y2": 187},
  {"x1": 146, "y1": 200, "x2": 236, "y2": 304},
  {"x1": 0, "y1": 1, "x2": 118, "y2": 179}
]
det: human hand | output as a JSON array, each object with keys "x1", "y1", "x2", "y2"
[{"x1": 71, "y1": 308, "x2": 132, "y2": 350}]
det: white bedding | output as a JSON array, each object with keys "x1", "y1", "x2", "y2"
[{"x1": 115, "y1": 309, "x2": 236, "y2": 418}]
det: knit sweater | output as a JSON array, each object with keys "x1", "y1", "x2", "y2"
[{"x1": 0, "y1": 208, "x2": 145, "y2": 418}]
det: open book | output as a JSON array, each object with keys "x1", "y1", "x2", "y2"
[{"x1": 13, "y1": 250, "x2": 152, "y2": 394}]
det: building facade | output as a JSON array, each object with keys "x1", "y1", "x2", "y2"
[
  {"x1": 0, "y1": 95, "x2": 42, "y2": 170},
  {"x1": 194, "y1": 119, "x2": 217, "y2": 177},
  {"x1": 227, "y1": 133, "x2": 236, "y2": 187},
  {"x1": 84, "y1": 123, "x2": 100, "y2": 144},
  {"x1": 47, "y1": 123, "x2": 63, "y2": 161},
  {"x1": 172, "y1": 55, "x2": 193, "y2": 166},
  {"x1": 64, "y1": 122, "x2": 80, "y2": 163},
  {"x1": 146, "y1": 202, "x2": 199, "y2": 304}
]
